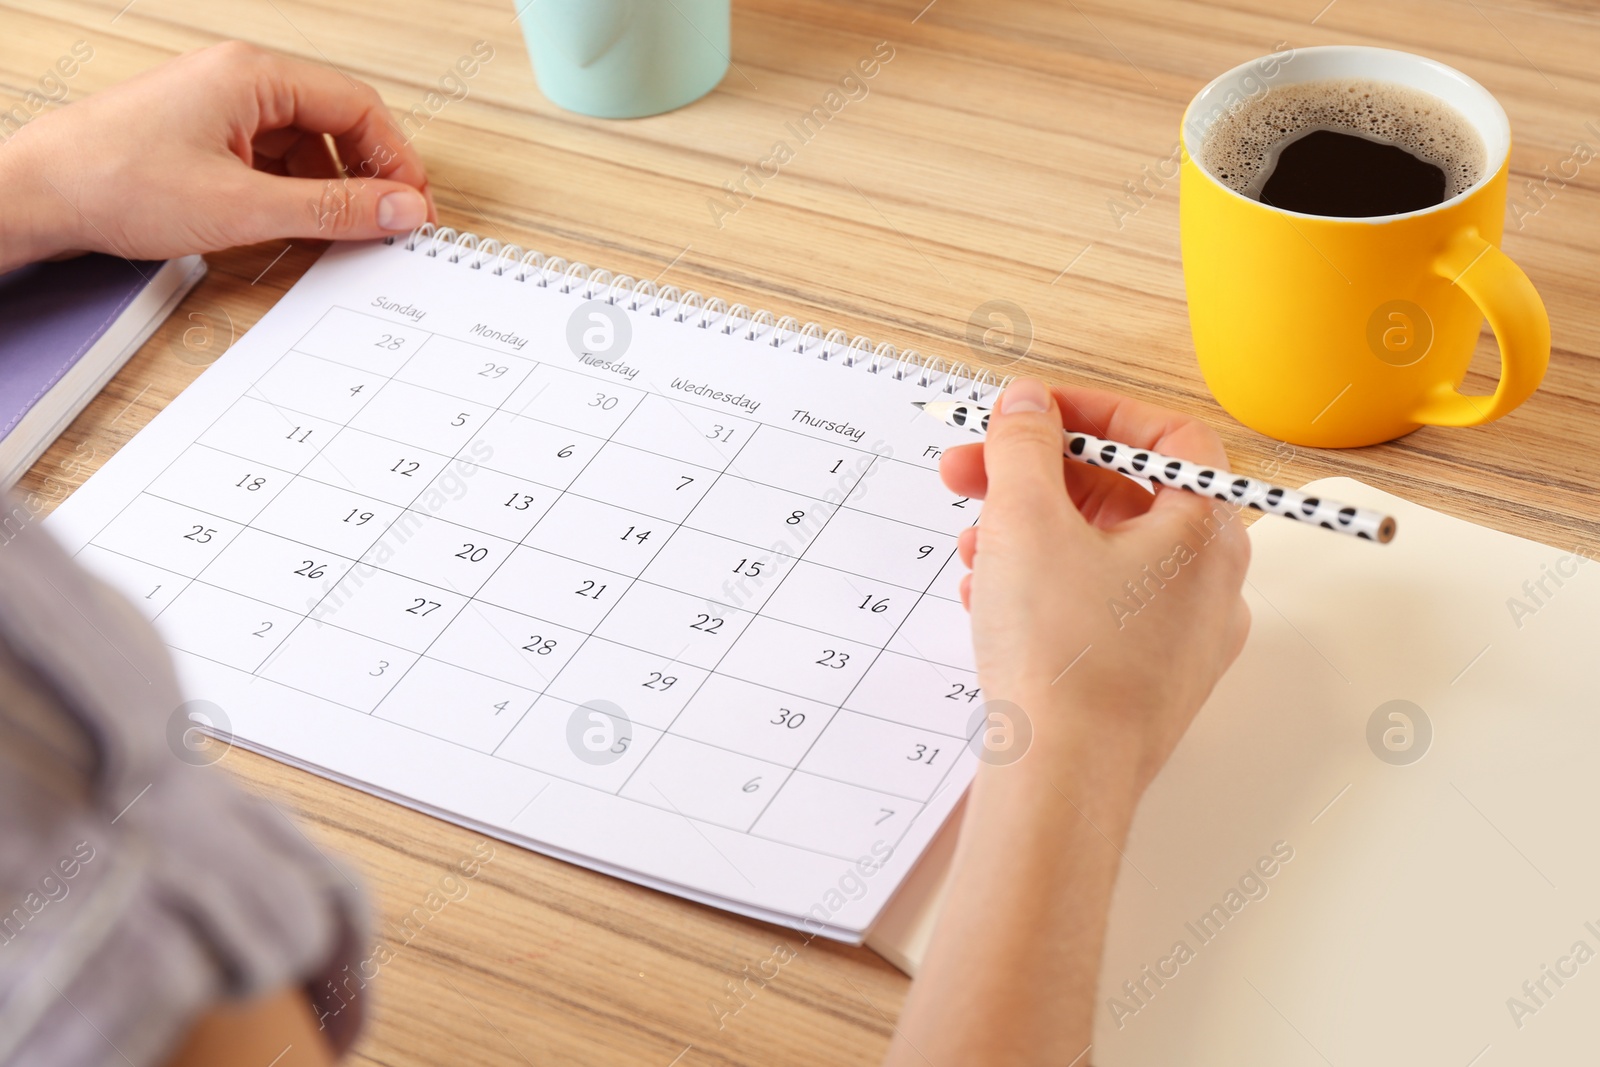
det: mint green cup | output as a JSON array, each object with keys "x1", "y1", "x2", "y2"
[{"x1": 517, "y1": 0, "x2": 730, "y2": 119}]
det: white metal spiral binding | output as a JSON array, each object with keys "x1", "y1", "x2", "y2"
[{"x1": 394, "y1": 224, "x2": 1013, "y2": 402}]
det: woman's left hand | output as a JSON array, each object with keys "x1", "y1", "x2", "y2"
[{"x1": 0, "y1": 41, "x2": 435, "y2": 273}]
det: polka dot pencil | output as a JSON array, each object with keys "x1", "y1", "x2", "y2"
[{"x1": 915, "y1": 400, "x2": 1397, "y2": 543}]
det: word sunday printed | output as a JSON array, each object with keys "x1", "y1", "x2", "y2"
[{"x1": 371, "y1": 296, "x2": 427, "y2": 322}]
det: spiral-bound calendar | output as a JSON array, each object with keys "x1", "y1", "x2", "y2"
[{"x1": 45, "y1": 227, "x2": 1006, "y2": 938}]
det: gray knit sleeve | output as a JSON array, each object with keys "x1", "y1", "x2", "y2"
[{"x1": 0, "y1": 499, "x2": 369, "y2": 1067}]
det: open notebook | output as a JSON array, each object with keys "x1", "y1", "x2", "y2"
[
  {"x1": 871, "y1": 478, "x2": 1600, "y2": 1062},
  {"x1": 43, "y1": 227, "x2": 1001, "y2": 940}
]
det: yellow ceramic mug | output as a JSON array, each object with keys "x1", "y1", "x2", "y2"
[{"x1": 1180, "y1": 46, "x2": 1549, "y2": 447}]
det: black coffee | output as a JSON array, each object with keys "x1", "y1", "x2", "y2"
[
  {"x1": 1260, "y1": 128, "x2": 1446, "y2": 216},
  {"x1": 1201, "y1": 78, "x2": 1486, "y2": 218}
]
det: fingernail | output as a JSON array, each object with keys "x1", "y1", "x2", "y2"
[
  {"x1": 377, "y1": 190, "x2": 428, "y2": 231},
  {"x1": 999, "y1": 378, "x2": 1049, "y2": 414}
]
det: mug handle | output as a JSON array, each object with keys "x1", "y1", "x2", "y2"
[{"x1": 1409, "y1": 229, "x2": 1550, "y2": 427}]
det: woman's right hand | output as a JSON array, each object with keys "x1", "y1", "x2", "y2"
[
  {"x1": 941, "y1": 377, "x2": 1253, "y2": 800},
  {"x1": 888, "y1": 378, "x2": 1253, "y2": 1067}
]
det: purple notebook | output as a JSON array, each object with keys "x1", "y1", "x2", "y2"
[{"x1": 0, "y1": 252, "x2": 205, "y2": 487}]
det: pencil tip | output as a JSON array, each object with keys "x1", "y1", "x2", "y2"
[{"x1": 912, "y1": 401, "x2": 926, "y2": 409}]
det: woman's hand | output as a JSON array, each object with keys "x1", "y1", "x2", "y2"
[
  {"x1": 888, "y1": 379, "x2": 1252, "y2": 1067},
  {"x1": 0, "y1": 41, "x2": 434, "y2": 273},
  {"x1": 942, "y1": 377, "x2": 1253, "y2": 796}
]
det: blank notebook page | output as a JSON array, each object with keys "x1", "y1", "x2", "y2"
[
  {"x1": 868, "y1": 478, "x2": 1600, "y2": 1059},
  {"x1": 1094, "y1": 478, "x2": 1600, "y2": 1064},
  {"x1": 44, "y1": 232, "x2": 996, "y2": 939}
]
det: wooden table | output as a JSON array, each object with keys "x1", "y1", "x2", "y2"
[{"x1": 8, "y1": 1, "x2": 1599, "y2": 1063}]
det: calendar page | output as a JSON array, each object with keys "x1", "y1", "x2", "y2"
[{"x1": 46, "y1": 236, "x2": 993, "y2": 937}]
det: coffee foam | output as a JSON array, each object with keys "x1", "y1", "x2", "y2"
[{"x1": 1201, "y1": 78, "x2": 1486, "y2": 203}]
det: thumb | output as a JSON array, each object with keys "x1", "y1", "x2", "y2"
[
  {"x1": 237, "y1": 170, "x2": 432, "y2": 242},
  {"x1": 982, "y1": 378, "x2": 1081, "y2": 526}
]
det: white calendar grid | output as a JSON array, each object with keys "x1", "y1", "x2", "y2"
[{"x1": 78, "y1": 304, "x2": 985, "y2": 863}]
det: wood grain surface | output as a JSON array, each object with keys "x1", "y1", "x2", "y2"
[{"x1": 6, "y1": 0, "x2": 1599, "y2": 1063}]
